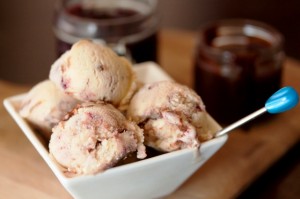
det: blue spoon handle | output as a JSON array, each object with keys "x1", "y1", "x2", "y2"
[
  {"x1": 215, "y1": 86, "x2": 299, "y2": 137},
  {"x1": 265, "y1": 86, "x2": 299, "y2": 114}
]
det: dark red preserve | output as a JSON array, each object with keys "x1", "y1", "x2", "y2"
[
  {"x1": 53, "y1": 0, "x2": 158, "y2": 63},
  {"x1": 194, "y1": 19, "x2": 284, "y2": 124}
]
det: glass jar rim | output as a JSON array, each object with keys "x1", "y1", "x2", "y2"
[
  {"x1": 55, "y1": 0, "x2": 158, "y2": 26},
  {"x1": 196, "y1": 18, "x2": 284, "y2": 56}
]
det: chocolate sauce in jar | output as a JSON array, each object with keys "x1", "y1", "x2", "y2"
[
  {"x1": 54, "y1": 0, "x2": 158, "y2": 63},
  {"x1": 194, "y1": 19, "x2": 284, "y2": 125}
]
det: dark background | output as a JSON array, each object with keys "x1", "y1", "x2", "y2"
[
  {"x1": 158, "y1": 0, "x2": 300, "y2": 59},
  {"x1": 1, "y1": 0, "x2": 300, "y2": 84}
]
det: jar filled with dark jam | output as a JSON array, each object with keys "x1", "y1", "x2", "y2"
[
  {"x1": 53, "y1": 0, "x2": 159, "y2": 63},
  {"x1": 194, "y1": 19, "x2": 284, "y2": 125}
]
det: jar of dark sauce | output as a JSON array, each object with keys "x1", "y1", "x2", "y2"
[
  {"x1": 53, "y1": 0, "x2": 159, "y2": 63},
  {"x1": 194, "y1": 19, "x2": 284, "y2": 125}
]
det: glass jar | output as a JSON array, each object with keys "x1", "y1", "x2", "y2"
[
  {"x1": 194, "y1": 19, "x2": 284, "y2": 125},
  {"x1": 53, "y1": 0, "x2": 159, "y2": 63}
]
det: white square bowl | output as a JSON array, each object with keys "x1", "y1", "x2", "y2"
[{"x1": 3, "y1": 62, "x2": 227, "y2": 199}]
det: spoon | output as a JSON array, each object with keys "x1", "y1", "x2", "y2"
[{"x1": 215, "y1": 86, "x2": 299, "y2": 138}]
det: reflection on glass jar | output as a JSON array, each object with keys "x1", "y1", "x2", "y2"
[
  {"x1": 53, "y1": 0, "x2": 159, "y2": 63},
  {"x1": 194, "y1": 19, "x2": 284, "y2": 125}
]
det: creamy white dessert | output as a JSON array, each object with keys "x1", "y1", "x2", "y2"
[
  {"x1": 19, "y1": 80, "x2": 79, "y2": 138},
  {"x1": 49, "y1": 102, "x2": 146, "y2": 176},
  {"x1": 127, "y1": 81, "x2": 216, "y2": 152},
  {"x1": 49, "y1": 40, "x2": 138, "y2": 110}
]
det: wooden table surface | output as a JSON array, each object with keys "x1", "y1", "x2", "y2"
[{"x1": 0, "y1": 29, "x2": 300, "y2": 199}]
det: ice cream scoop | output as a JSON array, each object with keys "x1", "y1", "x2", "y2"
[
  {"x1": 49, "y1": 102, "x2": 146, "y2": 176},
  {"x1": 19, "y1": 80, "x2": 79, "y2": 139},
  {"x1": 49, "y1": 40, "x2": 138, "y2": 110},
  {"x1": 127, "y1": 81, "x2": 219, "y2": 152}
]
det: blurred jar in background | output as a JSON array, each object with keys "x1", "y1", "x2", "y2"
[
  {"x1": 53, "y1": 0, "x2": 159, "y2": 63},
  {"x1": 194, "y1": 19, "x2": 284, "y2": 125}
]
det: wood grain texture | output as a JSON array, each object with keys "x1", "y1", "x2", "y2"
[{"x1": 0, "y1": 29, "x2": 299, "y2": 199}]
